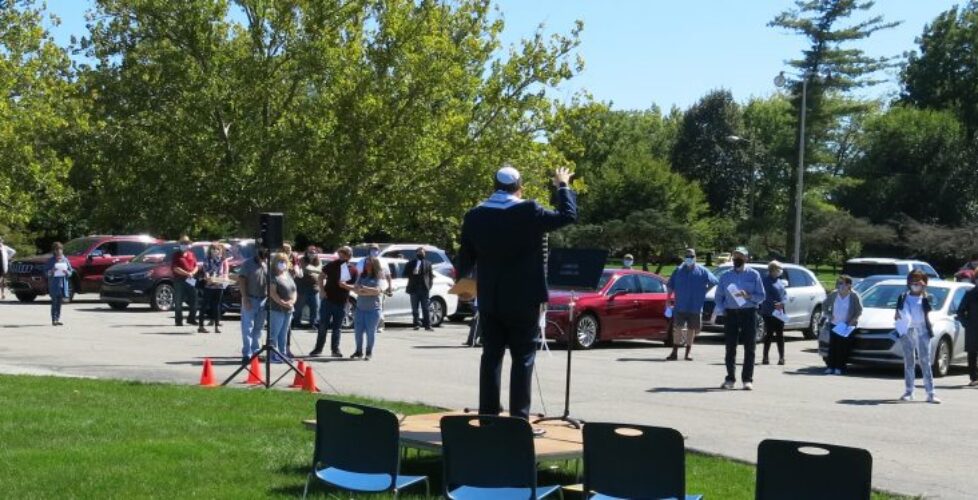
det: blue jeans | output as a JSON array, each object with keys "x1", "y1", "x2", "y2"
[
  {"x1": 240, "y1": 297, "x2": 266, "y2": 358},
  {"x1": 293, "y1": 288, "x2": 319, "y2": 328},
  {"x1": 314, "y1": 300, "x2": 346, "y2": 353},
  {"x1": 354, "y1": 308, "x2": 381, "y2": 355},
  {"x1": 49, "y1": 277, "x2": 68, "y2": 322},
  {"x1": 901, "y1": 327, "x2": 935, "y2": 397},
  {"x1": 269, "y1": 309, "x2": 293, "y2": 356}
]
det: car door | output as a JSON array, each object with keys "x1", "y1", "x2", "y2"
[
  {"x1": 949, "y1": 287, "x2": 969, "y2": 360},
  {"x1": 602, "y1": 275, "x2": 642, "y2": 338},
  {"x1": 81, "y1": 241, "x2": 120, "y2": 293},
  {"x1": 784, "y1": 268, "x2": 817, "y2": 327},
  {"x1": 634, "y1": 275, "x2": 670, "y2": 338}
]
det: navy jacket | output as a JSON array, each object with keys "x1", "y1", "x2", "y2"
[{"x1": 456, "y1": 185, "x2": 577, "y2": 317}]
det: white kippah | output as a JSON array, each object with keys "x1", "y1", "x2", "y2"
[{"x1": 496, "y1": 164, "x2": 521, "y2": 185}]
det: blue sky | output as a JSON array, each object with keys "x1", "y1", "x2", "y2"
[{"x1": 44, "y1": 0, "x2": 958, "y2": 111}]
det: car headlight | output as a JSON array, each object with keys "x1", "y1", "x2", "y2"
[{"x1": 130, "y1": 271, "x2": 152, "y2": 281}]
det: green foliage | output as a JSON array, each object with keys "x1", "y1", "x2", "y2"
[
  {"x1": 806, "y1": 210, "x2": 897, "y2": 264},
  {"x1": 902, "y1": 1, "x2": 978, "y2": 135}
]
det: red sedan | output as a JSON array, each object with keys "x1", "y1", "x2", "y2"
[{"x1": 544, "y1": 269, "x2": 670, "y2": 349}]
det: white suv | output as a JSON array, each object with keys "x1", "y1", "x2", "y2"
[
  {"x1": 842, "y1": 258, "x2": 940, "y2": 283},
  {"x1": 352, "y1": 243, "x2": 456, "y2": 279}
]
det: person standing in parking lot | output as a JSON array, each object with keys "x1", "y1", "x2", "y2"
[
  {"x1": 714, "y1": 246, "x2": 765, "y2": 390},
  {"x1": 955, "y1": 274, "x2": 978, "y2": 386},
  {"x1": 171, "y1": 236, "x2": 199, "y2": 327},
  {"x1": 199, "y1": 243, "x2": 229, "y2": 334},
  {"x1": 895, "y1": 270, "x2": 940, "y2": 404},
  {"x1": 760, "y1": 261, "x2": 788, "y2": 366},
  {"x1": 665, "y1": 248, "x2": 718, "y2": 361},
  {"x1": 293, "y1": 246, "x2": 321, "y2": 330},
  {"x1": 45, "y1": 242, "x2": 73, "y2": 326},
  {"x1": 406, "y1": 247, "x2": 435, "y2": 331},
  {"x1": 822, "y1": 275, "x2": 863, "y2": 375},
  {"x1": 0, "y1": 237, "x2": 15, "y2": 300},
  {"x1": 622, "y1": 254, "x2": 635, "y2": 270},
  {"x1": 269, "y1": 252, "x2": 297, "y2": 362},
  {"x1": 238, "y1": 247, "x2": 268, "y2": 364},
  {"x1": 311, "y1": 246, "x2": 358, "y2": 358},
  {"x1": 352, "y1": 256, "x2": 391, "y2": 360}
]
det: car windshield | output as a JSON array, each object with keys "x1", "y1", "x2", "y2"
[
  {"x1": 63, "y1": 238, "x2": 98, "y2": 256},
  {"x1": 843, "y1": 262, "x2": 899, "y2": 278},
  {"x1": 860, "y1": 284, "x2": 950, "y2": 310},
  {"x1": 132, "y1": 244, "x2": 177, "y2": 264},
  {"x1": 596, "y1": 271, "x2": 614, "y2": 290}
]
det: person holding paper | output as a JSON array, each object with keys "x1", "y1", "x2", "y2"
[
  {"x1": 0, "y1": 237, "x2": 15, "y2": 300},
  {"x1": 760, "y1": 261, "x2": 789, "y2": 366},
  {"x1": 955, "y1": 274, "x2": 978, "y2": 386},
  {"x1": 714, "y1": 246, "x2": 765, "y2": 390},
  {"x1": 198, "y1": 243, "x2": 229, "y2": 334},
  {"x1": 171, "y1": 236, "x2": 199, "y2": 327},
  {"x1": 895, "y1": 271, "x2": 940, "y2": 403},
  {"x1": 822, "y1": 275, "x2": 863, "y2": 375},
  {"x1": 44, "y1": 242, "x2": 73, "y2": 326},
  {"x1": 455, "y1": 164, "x2": 577, "y2": 423},
  {"x1": 310, "y1": 246, "x2": 358, "y2": 358},
  {"x1": 665, "y1": 248, "x2": 718, "y2": 361}
]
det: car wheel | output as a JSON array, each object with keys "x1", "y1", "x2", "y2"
[
  {"x1": 150, "y1": 283, "x2": 175, "y2": 312},
  {"x1": 573, "y1": 313, "x2": 600, "y2": 349},
  {"x1": 802, "y1": 306, "x2": 822, "y2": 340},
  {"x1": 428, "y1": 298, "x2": 446, "y2": 327},
  {"x1": 15, "y1": 292, "x2": 37, "y2": 303},
  {"x1": 108, "y1": 302, "x2": 129, "y2": 310},
  {"x1": 933, "y1": 336, "x2": 952, "y2": 378}
]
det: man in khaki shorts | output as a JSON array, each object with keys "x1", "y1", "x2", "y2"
[{"x1": 666, "y1": 248, "x2": 718, "y2": 361}]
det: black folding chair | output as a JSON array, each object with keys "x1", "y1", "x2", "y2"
[
  {"x1": 583, "y1": 422, "x2": 703, "y2": 500},
  {"x1": 440, "y1": 415, "x2": 563, "y2": 499},
  {"x1": 756, "y1": 439, "x2": 872, "y2": 500},
  {"x1": 302, "y1": 399, "x2": 428, "y2": 498}
]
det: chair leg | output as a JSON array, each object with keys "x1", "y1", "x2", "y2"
[{"x1": 301, "y1": 473, "x2": 312, "y2": 499}]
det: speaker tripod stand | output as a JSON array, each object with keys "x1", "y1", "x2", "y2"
[{"x1": 534, "y1": 292, "x2": 583, "y2": 429}]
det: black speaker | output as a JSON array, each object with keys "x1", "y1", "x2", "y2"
[{"x1": 258, "y1": 212, "x2": 284, "y2": 250}]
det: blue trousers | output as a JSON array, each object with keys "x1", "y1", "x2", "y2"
[
  {"x1": 479, "y1": 309, "x2": 538, "y2": 420},
  {"x1": 293, "y1": 288, "x2": 319, "y2": 328},
  {"x1": 240, "y1": 297, "x2": 266, "y2": 358},
  {"x1": 410, "y1": 291, "x2": 431, "y2": 328},
  {"x1": 354, "y1": 308, "x2": 381, "y2": 355},
  {"x1": 269, "y1": 309, "x2": 293, "y2": 356}
]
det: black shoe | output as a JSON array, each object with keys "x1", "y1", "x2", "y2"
[
  {"x1": 241, "y1": 357, "x2": 249, "y2": 365},
  {"x1": 425, "y1": 327, "x2": 434, "y2": 331},
  {"x1": 762, "y1": 358, "x2": 770, "y2": 365},
  {"x1": 214, "y1": 326, "x2": 222, "y2": 334},
  {"x1": 308, "y1": 350, "x2": 322, "y2": 357},
  {"x1": 175, "y1": 322, "x2": 184, "y2": 327},
  {"x1": 413, "y1": 325, "x2": 420, "y2": 331},
  {"x1": 778, "y1": 358, "x2": 785, "y2": 365},
  {"x1": 331, "y1": 351, "x2": 343, "y2": 358},
  {"x1": 197, "y1": 326, "x2": 207, "y2": 334},
  {"x1": 665, "y1": 353, "x2": 678, "y2": 361},
  {"x1": 350, "y1": 352, "x2": 363, "y2": 360},
  {"x1": 188, "y1": 319, "x2": 198, "y2": 325},
  {"x1": 364, "y1": 352, "x2": 372, "y2": 361}
]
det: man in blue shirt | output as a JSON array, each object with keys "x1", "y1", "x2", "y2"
[
  {"x1": 714, "y1": 246, "x2": 766, "y2": 390},
  {"x1": 666, "y1": 248, "x2": 718, "y2": 361}
]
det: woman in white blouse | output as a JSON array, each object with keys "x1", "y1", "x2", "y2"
[
  {"x1": 822, "y1": 275, "x2": 863, "y2": 375},
  {"x1": 894, "y1": 270, "x2": 940, "y2": 404}
]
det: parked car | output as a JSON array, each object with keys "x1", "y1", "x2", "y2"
[
  {"x1": 99, "y1": 242, "x2": 219, "y2": 311},
  {"x1": 842, "y1": 258, "x2": 940, "y2": 283},
  {"x1": 851, "y1": 275, "x2": 906, "y2": 296},
  {"x1": 818, "y1": 279, "x2": 973, "y2": 377},
  {"x1": 6, "y1": 235, "x2": 160, "y2": 303},
  {"x1": 701, "y1": 262, "x2": 827, "y2": 340},
  {"x1": 341, "y1": 257, "x2": 458, "y2": 328},
  {"x1": 352, "y1": 243, "x2": 457, "y2": 279},
  {"x1": 544, "y1": 269, "x2": 671, "y2": 349}
]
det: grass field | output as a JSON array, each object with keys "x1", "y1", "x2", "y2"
[{"x1": 0, "y1": 375, "x2": 910, "y2": 499}]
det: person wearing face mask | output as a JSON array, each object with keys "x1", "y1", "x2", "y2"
[
  {"x1": 357, "y1": 243, "x2": 393, "y2": 333},
  {"x1": 352, "y1": 256, "x2": 392, "y2": 360},
  {"x1": 665, "y1": 248, "x2": 718, "y2": 361},
  {"x1": 955, "y1": 274, "x2": 978, "y2": 386},
  {"x1": 310, "y1": 246, "x2": 358, "y2": 358},
  {"x1": 713, "y1": 246, "x2": 765, "y2": 390},
  {"x1": 622, "y1": 254, "x2": 635, "y2": 270},
  {"x1": 198, "y1": 243, "x2": 229, "y2": 334},
  {"x1": 171, "y1": 236, "x2": 200, "y2": 327},
  {"x1": 269, "y1": 252, "x2": 297, "y2": 362},
  {"x1": 0, "y1": 237, "x2": 15, "y2": 300},
  {"x1": 238, "y1": 246, "x2": 269, "y2": 364},
  {"x1": 760, "y1": 261, "x2": 789, "y2": 366},
  {"x1": 821, "y1": 274, "x2": 863, "y2": 374},
  {"x1": 293, "y1": 245, "x2": 322, "y2": 330},
  {"x1": 895, "y1": 270, "x2": 940, "y2": 403},
  {"x1": 406, "y1": 247, "x2": 436, "y2": 331},
  {"x1": 44, "y1": 242, "x2": 73, "y2": 326}
]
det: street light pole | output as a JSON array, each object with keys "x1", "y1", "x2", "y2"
[{"x1": 793, "y1": 78, "x2": 808, "y2": 265}]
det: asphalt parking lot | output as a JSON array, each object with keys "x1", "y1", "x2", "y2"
[{"x1": 2, "y1": 297, "x2": 977, "y2": 499}]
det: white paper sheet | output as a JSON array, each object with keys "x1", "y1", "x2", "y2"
[
  {"x1": 340, "y1": 264, "x2": 352, "y2": 282},
  {"x1": 185, "y1": 277, "x2": 197, "y2": 287},
  {"x1": 832, "y1": 323, "x2": 856, "y2": 337},
  {"x1": 727, "y1": 283, "x2": 746, "y2": 307},
  {"x1": 895, "y1": 314, "x2": 911, "y2": 336},
  {"x1": 772, "y1": 309, "x2": 788, "y2": 323},
  {"x1": 664, "y1": 306, "x2": 673, "y2": 318}
]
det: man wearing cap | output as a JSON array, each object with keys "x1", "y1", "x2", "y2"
[
  {"x1": 665, "y1": 248, "x2": 718, "y2": 361},
  {"x1": 622, "y1": 254, "x2": 635, "y2": 270},
  {"x1": 714, "y1": 246, "x2": 765, "y2": 390},
  {"x1": 171, "y1": 236, "x2": 199, "y2": 327},
  {"x1": 456, "y1": 164, "x2": 577, "y2": 422}
]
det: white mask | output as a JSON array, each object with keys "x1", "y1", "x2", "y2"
[
  {"x1": 623, "y1": 259, "x2": 634, "y2": 267},
  {"x1": 684, "y1": 257, "x2": 695, "y2": 267},
  {"x1": 276, "y1": 262, "x2": 287, "y2": 272},
  {"x1": 911, "y1": 284, "x2": 923, "y2": 293},
  {"x1": 180, "y1": 245, "x2": 191, "y2": 252}
]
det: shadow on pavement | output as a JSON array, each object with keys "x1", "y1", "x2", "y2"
[
  {"x1": 647, "y1": 386, "x2": 722, "y2": 394},
  {"x1": 836, "y1": 398, "x2": 904, "y2": 406},
  {"x1": 140, "y1": 331, "x2": 195, "y2": 336},
  {"x1": 75, "y1": 307, "x2": 157, "y2": 313},
  {"x1": 0, "y1": 324, "x2": 49, "y2": 328},
  {"x1": 617, "y1": 357, "x2": 671, "y2": 363}
]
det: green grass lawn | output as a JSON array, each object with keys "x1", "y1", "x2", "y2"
[{"x1": 0, "y1": 375, "x2": 910, "y2": 499}]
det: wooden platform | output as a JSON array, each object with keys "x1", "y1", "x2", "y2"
[{"x1": 303, "y1": 411, "x2": 583, "y2": 462}]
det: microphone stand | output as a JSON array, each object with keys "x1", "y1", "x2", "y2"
[{"x1": 534, "y1": 290, "x2": 583, "y2": 429}]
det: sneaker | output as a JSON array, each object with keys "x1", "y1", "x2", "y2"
[
  {"x1": 762, "y1": 358, "x2": 770, "y2": 365},
  {"x1": 824, "y1": 368, "x2": 834, "y2": 375},
  {"x1": 720, "y1": 380, "x2": 735, "y2": 390},
  {"x1": 350, "y1": 352, "x2": 363, "y2": 360},
  {"x1": 413, "y1": 326, "x2": 420, "y2": 331},
  {"x1": 665, "y1": 353, "x2": 678, "y2": 361},
  {"x1": 308, "y1": 350, "x2": 322, "y2": 357},
  {"x1": 684, "y1": 356, "x2": 693, "y2": 361},
  {"x1": 197, "y1": 326, "x2": 207, "y2": 334},
  {"x1": 330, "y1": 351, "x2": 343, "y2": 358},
  {"x1": 743, "y1": 382, "x2": 753, "y2": 391},
  {"x1": 532, "y1": 427, "x2": 547, "y2": 437},
  {"x1": 425, "y1": 327, "x2": 434, "y2": 332},
  {"x1": 900, "y1": 393, "x2": 914, "y2": 402},
  {"x1": 777, "y1": 358, "x2": 785, "y2": 365},
  {"x1": 927, "y1": 395, "x2": 942, "y2": 404},
  {"x1": 364, "y1": 354, "x2": 372, "y2": 361},
  {"x1": 175, "y1": 322, "x2": 184, "y2": 327},
  {"x1": 969, "y1": 380, "x2": 978, "y2": 387},
  {"x1": 188, "y1": 319, "x2": 198, "y2": 325},
  {"x1": 55, "y1": 321, "x2": 63, "y2": 326}
]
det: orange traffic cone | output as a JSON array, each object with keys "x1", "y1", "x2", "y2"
[
  {"x1": 245, "y1": 356, "x2": 264, "y2": 385},
  {"x1": 302, "y1": 366, "x2": 319, "y2": 393},
  {"x1": 199, "y1": 358, "x2": 216, "y2": 387},
  {"x1": 289, "y1": 361, "x2": 307, "y2": 388}
]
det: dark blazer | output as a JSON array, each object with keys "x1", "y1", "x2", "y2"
[
  {"x1": 456, "y1": 185, "x2": 578, "y2": 317},
  {"x1": 405, "y1": 258, "x2": 434, "y2": 294},
  {"x1": 956, "y1": 287, "x2": 978, "y2": 352}
]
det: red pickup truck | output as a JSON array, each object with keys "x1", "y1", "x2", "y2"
[{"x1": 5, "y1": 235, "x2": 160, "y2": 302}]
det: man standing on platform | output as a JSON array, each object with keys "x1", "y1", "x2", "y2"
[
  {"x1": 456, "y1": 164, "x2": 577, "y2": 424},
  {"x1": 666, "y1": 248, "x2": 718, "y2": 361},
  {"x1": 714, "y1": 246, "x2": 765, "y2": 390}
]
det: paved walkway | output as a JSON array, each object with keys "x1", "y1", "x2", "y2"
[{"x1": 2, "y1": 298, "x2": 975, "y2": 498}]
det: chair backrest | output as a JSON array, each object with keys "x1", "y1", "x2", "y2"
[
  {"x1": 440, "y1": 415, "x2": 538, "y2": 493},
  {"x1": 583, "y1": 422, "x2": 686, "y2": 499},
  {"x1": 756, "y1": 439, "x2": 872, "y2": 500},
  {"x1": 313, "y1": 399, "x2": 400, "y2": 488}
]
